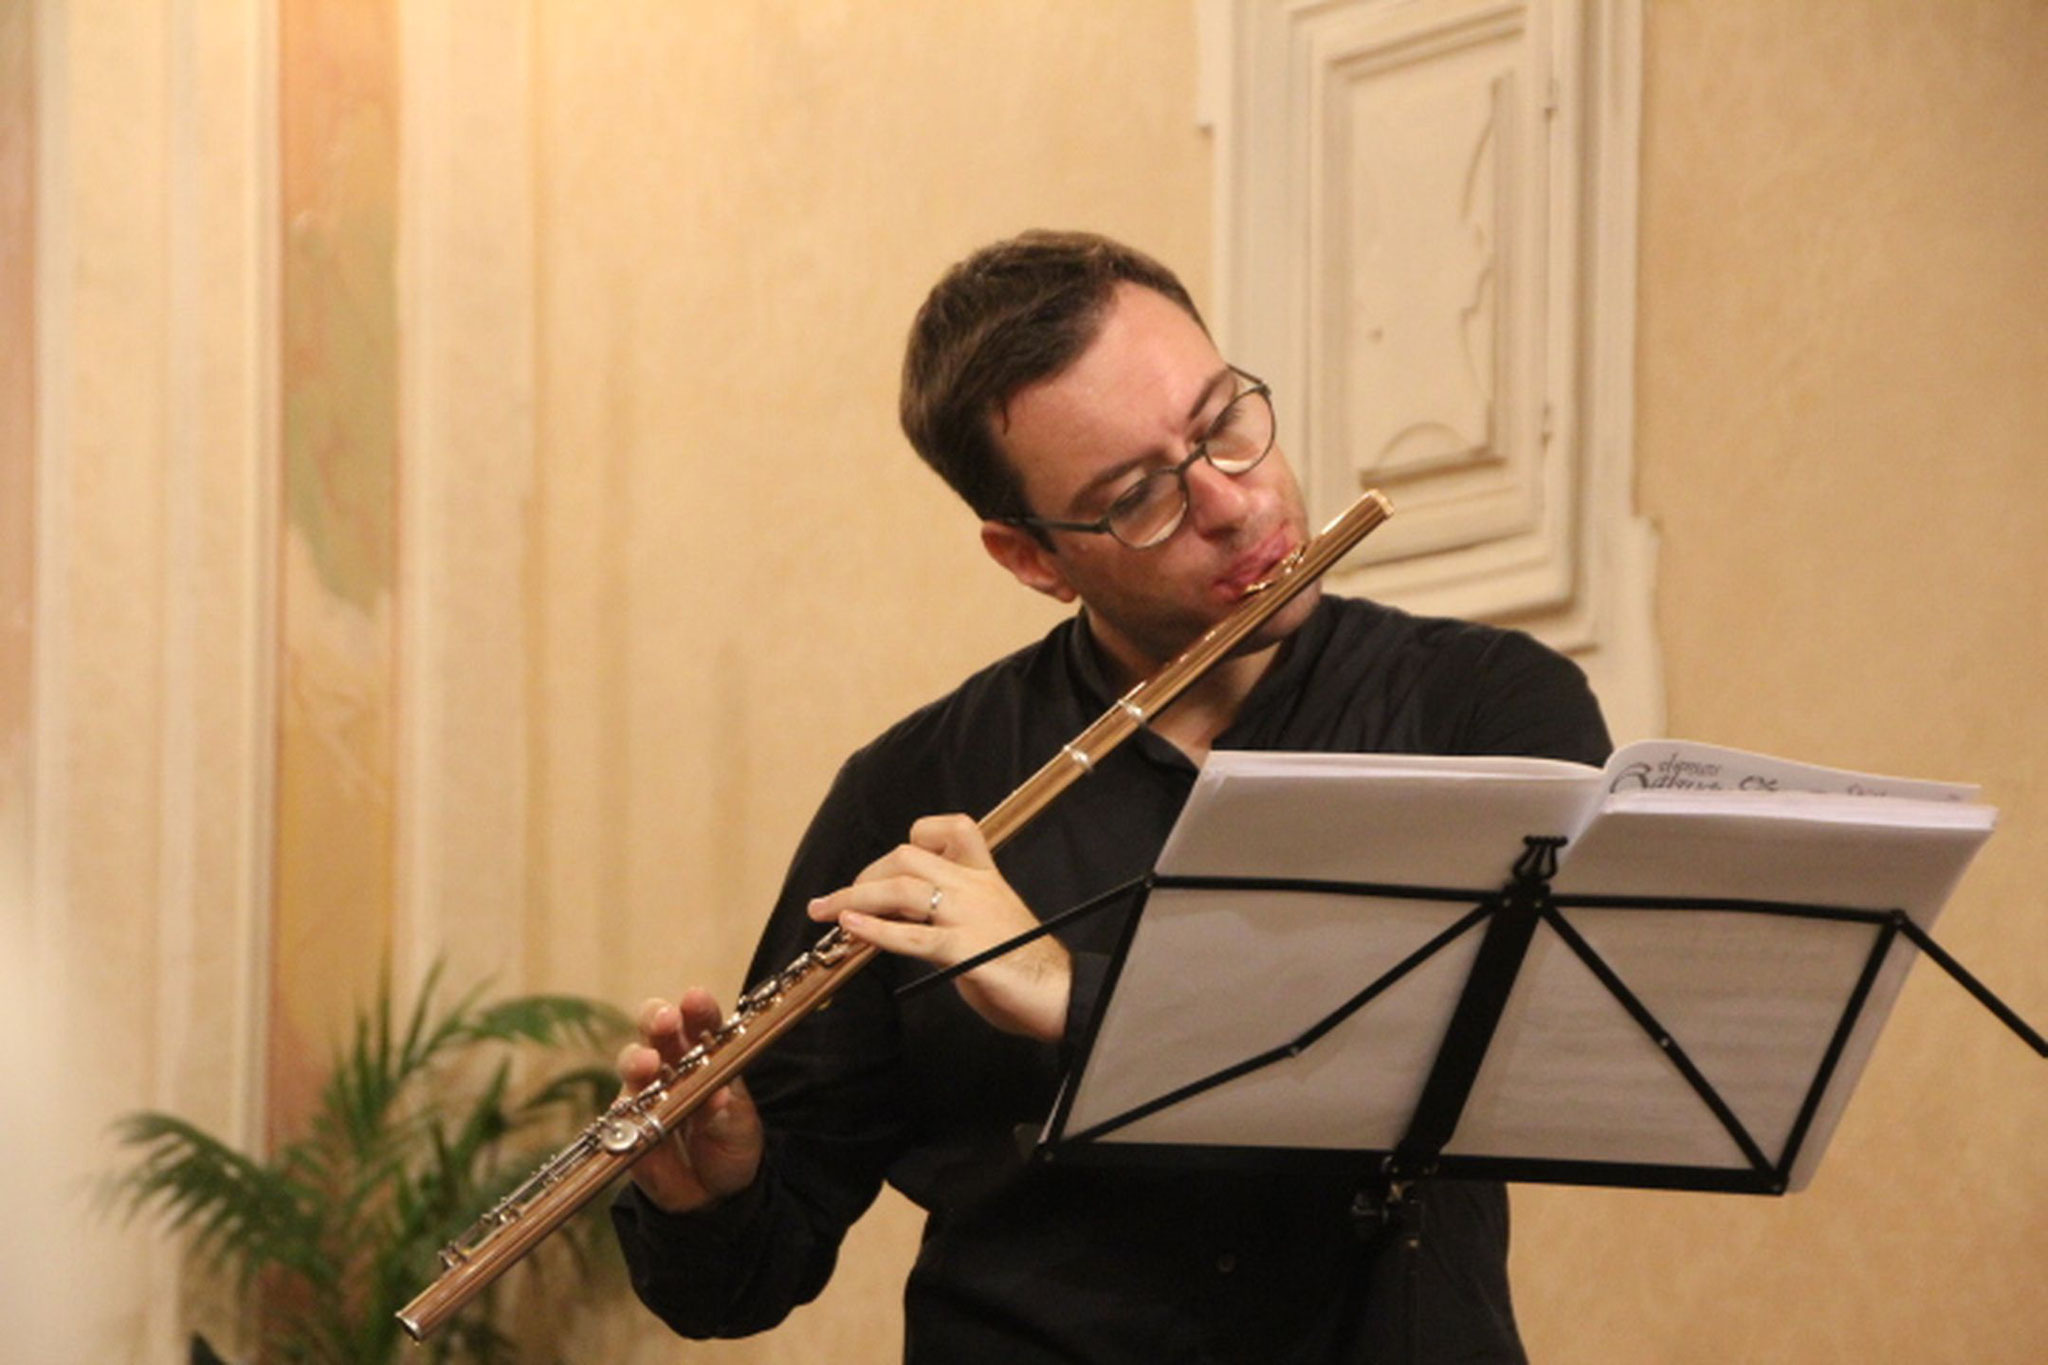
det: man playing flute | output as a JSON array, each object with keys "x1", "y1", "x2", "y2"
[{"x1": 610, "y1": 230, "x2": 1610, "y2": 1363}]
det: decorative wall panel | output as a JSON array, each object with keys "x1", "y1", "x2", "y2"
[{"x1": 1213, "y1": 0, "x2": 1660, "y2": 738}]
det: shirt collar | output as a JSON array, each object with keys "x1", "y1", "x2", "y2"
[{"x1": 1059, "y1": 596, "x2": 1341, "y2": 745}]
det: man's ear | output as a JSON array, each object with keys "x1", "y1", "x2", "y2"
[{"x1": 980, "y1": 521, "x2": 1079, "y2": 603}]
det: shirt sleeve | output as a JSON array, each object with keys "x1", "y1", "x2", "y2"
[
  {"x1": 1445, "y1": 627, "x2": 1613, "y2": 765},
  {"x1": 608, "y1": 1119, "x2": 886, "y2": 1337}
]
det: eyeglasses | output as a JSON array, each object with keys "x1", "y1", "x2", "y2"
[{"x1": 1002, "y1": 368, "x2": 1277, "y2": 550}]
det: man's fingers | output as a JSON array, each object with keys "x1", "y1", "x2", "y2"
[
  {"x1": 633, "y1": 990, "x2": 731, "y2": 1071},
  {"x1": 616, "y1": 1040, "x2": 664, "y2": 1092},
  {"x1": 634, "y1": 997, "x2": 686, "y2": 1065},
  {"x1": 615, "y1": 989, "x2": 767, "y2": 1214},
  {"x1": 815, "y1": 874, "x2": 943, "y2": 921},
  {"x1": 908, "y1": 812, "x2": 995, "y2": 868},
  {"x1": 837, "y1": 908, "x2": 947, "y2": 962},
  {"x1": 677, "y1": 987, "x2": 727, "y2": 1043},
  {"x1": 845, "y1": 815, "x2": 991, "y2": 893}
]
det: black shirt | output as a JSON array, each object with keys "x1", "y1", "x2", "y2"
[{"x1": 613, "y1": 595, "x2": 1611, "y2": 1363}]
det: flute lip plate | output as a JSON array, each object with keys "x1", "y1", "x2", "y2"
[{"x1": 1245, "y1": 544, "x2": 1307, "y2": 595}]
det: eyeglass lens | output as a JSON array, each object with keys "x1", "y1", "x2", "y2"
[{"x1": 1108, "y1": 385, "x2": 1274, "y2": 547}]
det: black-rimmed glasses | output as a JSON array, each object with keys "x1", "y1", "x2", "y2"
[{"x1": 1001, "y1": 368, "x2": 1277, "y2": 550}]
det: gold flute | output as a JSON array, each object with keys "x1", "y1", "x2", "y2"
[{"x1": 396, "y1": 489, "x2": 1392, "y2": 1341}]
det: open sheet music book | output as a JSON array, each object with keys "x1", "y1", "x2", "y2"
[{"x1": 1044, "y1": 740, "x2": 1997, "y2": 1194}]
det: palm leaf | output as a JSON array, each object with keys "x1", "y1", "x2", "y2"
[{"x1": 110, "y1": 961, "x2": 631, "y2": 1364}]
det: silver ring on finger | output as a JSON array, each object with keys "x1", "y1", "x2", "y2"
[{"x1": 927, "y1": 883, "x2": 945, "y2": 918}]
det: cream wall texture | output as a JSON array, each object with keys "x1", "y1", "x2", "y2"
[
  {"x1": 1512, "y1": 4, "x2": 2048, "y2": 1363},
  {"x1": 9, "y1": 2, "x2": 2044, "y2": 1363}
]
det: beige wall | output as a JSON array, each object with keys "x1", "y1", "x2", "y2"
[
  {"x1": 1515, "y1": 2, "x2": 2048, "y2": 1362},
  {"x1": 10, "y1": 2, "x2": 1210, "y2": 1362},
  {"x1": 8, "y1": 1, "x2": 2043, "y2": 1362}
]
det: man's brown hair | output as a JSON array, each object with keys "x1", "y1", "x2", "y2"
[{"x1": 900, "y1": 230, "x2": 1205, "y2": 521}]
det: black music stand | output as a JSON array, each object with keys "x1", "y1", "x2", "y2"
[
  {"x1": 898, "y1": 747, "x2": 2040, "y2": 1363},
  {"x1": 1038, "y1": 837, "x2": 2045, "y2": 1192},
  {"x1": 1035, "y1": 747, "x2": 2038, "y2": 1191},
  {"x1": 1023, "y1": 826, "x2": 2041, "y2": 1365}
]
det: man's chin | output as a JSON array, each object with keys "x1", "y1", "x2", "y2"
[{"x1": 1224, "y1": 581, "x2": 1321, "y2": 659}]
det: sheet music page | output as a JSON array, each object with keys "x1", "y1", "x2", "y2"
[
  {"x1": 1496, "y1": 793, "x2": 1997, "y2": 1188},
  {"x1": 1061, "y1": 752, "x2": 1604, "y2": 1150},
  {"x1": 1154, "y1": 750, "x2": 1603, "y2": 886},
  {"x1": 1600, "y1": 738, "x2": 1979, "y2": 804}
]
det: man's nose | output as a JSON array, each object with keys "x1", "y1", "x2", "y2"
[{"x1": 1183, "y1": 453, "x2": 1253, "y2": 534}]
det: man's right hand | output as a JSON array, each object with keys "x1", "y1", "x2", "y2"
[{"x1": 618, "y1": 989, "x2": 765, "y2": 1214}]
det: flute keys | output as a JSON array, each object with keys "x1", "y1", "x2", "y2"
[{"x1": 598, "y1": 1116, "x2": 644, "y2": 1154}]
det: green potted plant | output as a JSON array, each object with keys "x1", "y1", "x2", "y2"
[{"x1": 110, "y1": 963, "x2": 632, "y2": 1364}]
